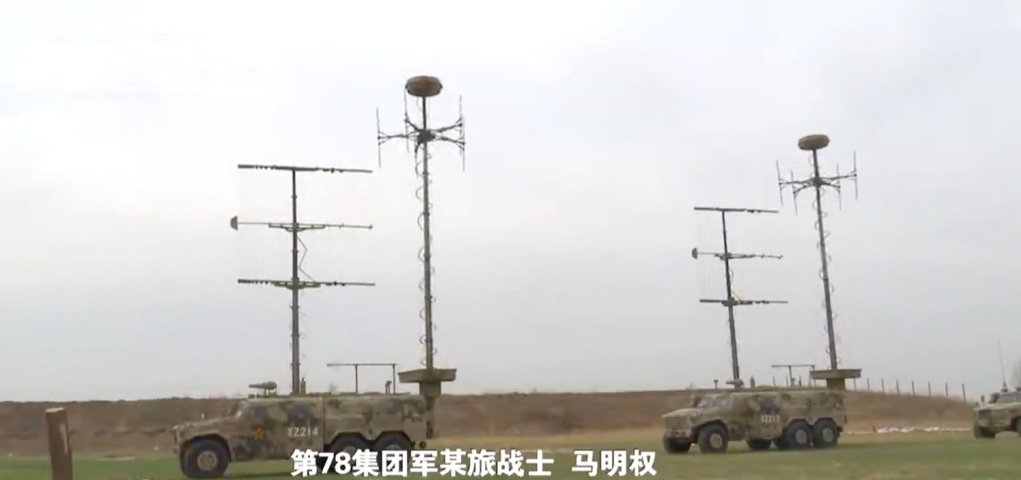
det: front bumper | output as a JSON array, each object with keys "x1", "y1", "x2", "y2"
[
  {"x1": 974, "y1": 419, "x2": 1007, "y2": 431},
  {"x1": 663, "y1": 428, "x2": 693, "y2": 441}
]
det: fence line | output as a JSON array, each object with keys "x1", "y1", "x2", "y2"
[{"x1": 763, "y1": 375, "x2": 977, "y2": 402}]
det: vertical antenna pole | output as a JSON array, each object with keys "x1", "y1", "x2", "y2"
[
  {"x1": 420, "y1": 95, "x2": 436, "y2": 372},
  {"x1": 290, "y1": 169, "x2": 301, "y2": 395},
  {"x1": 998, "y1": 338, "x2": 1008, "y2": 390},
  {"x1": 811, "y1": 148, "x2": 838, "y2": 371},
  {"x1": 720, "y1": 211, "x2": 740, "y2": 382}
]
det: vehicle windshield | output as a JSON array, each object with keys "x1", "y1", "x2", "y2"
[
  {"x1": 228, "y1": 402, "x2": 244, "y2": 417},
  {"x1": 695, "y1": 395, "x2": 731, "y2": 409}
]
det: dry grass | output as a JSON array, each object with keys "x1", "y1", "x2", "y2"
[{"x1": 3, "y1": 428, "x2": 1018, "y2": 480}]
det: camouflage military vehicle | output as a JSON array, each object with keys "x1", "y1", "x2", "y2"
[
  {"x1": 973, "y1": 388, "x2": 1021, "y2": 439},
  {"x1": 172, "y1": 393, "x2": 428, "y2": 479},
  {"x1": 661, "y1": 389, "x2": 848, "y2": 454}
]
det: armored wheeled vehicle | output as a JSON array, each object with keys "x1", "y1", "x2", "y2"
[
  {"x1": 973, "y1": 388, "x2": 1021, "y2": 439},
  {"x1": 172, "y1": 392, "x2": 429, "y2": 478},
  {"x1": 661, "y1": 389, "x2": 848, "y2": 454}
]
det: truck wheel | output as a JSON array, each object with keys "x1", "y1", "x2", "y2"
[
  {"x1": 662, "y1": 436, "x2": 691, "y2": 454},
  {"x1": 782, "y1": 421, "x2": 812, "y2": 450},
  {"x1": 697, "y1": 424, "x2": 729, "y2": 454},
  {"x1": 811, "y1": 419, "x2": 839, "y2": 448},
  {"x1": 324, "y1": 435, "x2": 371, "y2": 475},
  {"x1": 330, "y1": 434, "x2": 370, "y2": 457},
  {"x1": 973, "y1": 425, "x2": 995, "y2": 439},
  {"x1": 374, "y1": 432, "x2": 413, "y2": 451},
  {"x1": 180, "y1": 439, "x2": 229, "y2": 479},
  {"x1": 373, "y1": 433, "x2": 413, "y2": 471},
  {"x1": 746, "y1": 438, "x2": 771, "y2": 451}
]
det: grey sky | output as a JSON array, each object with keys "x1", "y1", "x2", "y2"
[{"x1": 2, "y1": 1, "x2": 1021, "y2": 401}]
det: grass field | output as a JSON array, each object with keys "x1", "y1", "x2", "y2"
[{"x1": 1, "y1": 429, "x2": 1018, "y2": 480}]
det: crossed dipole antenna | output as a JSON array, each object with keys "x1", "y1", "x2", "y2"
[
  {"x1": 776, "y1": 134, "x2": 859, "y2": 373},
  {"x1": 693, "y1": 206, "x2": 786, "y2": 388},
  {"x1": 375, "y1": 76, "x2": 465, "y2": 372},
  {"x1": 231, "y1": 163, "x2": 375, "y2": 395}
]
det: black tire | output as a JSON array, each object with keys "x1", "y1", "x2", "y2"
[
  {"x1": 973, "y1": 424, "x2": 995, "y2": 439},
  {"x1": 773, "y1": 437, "x2": 788, "y2": 450},
  {"x1": 746, "y1": 438, "x2": 772, "y2": 451},
  {"x1": 662, "y1": 436, "x2": 692, "y2": 454},
  {"x1": 697, "y1": 424, "x2": 729, "y2": 454},
  {"x1": 325, "y1": 435, "x2": 370, "y2": 474},
  {"x1": 374, "y1": 432, "x2": 413, "y2": 451},
  {"x1": 330, "y1": 434, "x2": 370, "y2": 455},
  {"x1": 811, "y1": 419, "x2": 840, "y2": 448},
  {"x1": 180, "y1": 439, "x2": 230, "y2": 479},
  {"x1": 782, "y1": 421, "x2": 812, "y2": 450},
  {"x1": 374, "y1": 432, "x2": 414, "y2": 468}
]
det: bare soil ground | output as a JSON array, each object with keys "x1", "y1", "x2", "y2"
[{"x1": 0, "y1": 389, "x2": 974, "y2": 456}]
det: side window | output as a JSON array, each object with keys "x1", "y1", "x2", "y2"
[{"x1": 235, "y1": 403, "x2": 250, "y2": 418}]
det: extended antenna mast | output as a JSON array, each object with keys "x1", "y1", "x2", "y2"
[
  {"x1": 377, "y1": 75, "x2": 465, "y2": 438},
  {"x1": 776, "y1": 133, "x2": 861, "y2": 390},
  {"x1": 997, "y1": 339, "x2": 1008, "y2": 391},
  {"x1": 693, "y1": 206, "x2": 786, "y2": 389},
  {"x1": 232, "y1": 163, "x2": 374, "y2": 396}
]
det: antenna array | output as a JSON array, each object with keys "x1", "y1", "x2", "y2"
[
  {"x1": 376, "y1": 75, "x2": 464, "y2": 439},
  {"x1": 776, "y1": 133, "x2": 862, "y2": 389},
  {"x1": 693, "y1": 206, "x2": 786, "y2": 388},
  {"x1": 231, "y1": 163, "x2": 375, "y2": 396}
]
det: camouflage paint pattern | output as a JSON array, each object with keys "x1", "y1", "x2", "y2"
[
  {"x1": 172, "y1": 394, "x2": 428, "y2": 462},
  {"x1": 973, "y1": 390, "x2": 1021, "y2": 438},
  {"x1": 661, "y1": 389, "x2": 848, "y2": 445}
]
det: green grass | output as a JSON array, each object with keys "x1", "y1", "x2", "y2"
[{"x1": 1, "y1": 431, "x2": 1018, "y2": 480}]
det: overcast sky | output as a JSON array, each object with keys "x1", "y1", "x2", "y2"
[{"x1": 2, "y1": 1, "x2": 1021, "y2": 401}]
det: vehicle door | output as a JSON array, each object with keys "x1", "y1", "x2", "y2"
[
  {"x1": 227, "y1": 402, "x2": 291, "y2": 461},
  {"x1": 746, "y1": 394, "x2": 784, "y2": 439}
]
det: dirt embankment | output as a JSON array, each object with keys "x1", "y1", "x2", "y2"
[{"x1": 0, "y1": 390, "x2": 974, "y2": 455}]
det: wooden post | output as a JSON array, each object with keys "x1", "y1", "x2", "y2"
[
  {"x1": 45, "y1": 407, "x2": 73, "y2": 480},
  {"x1": 866, "y1": 378, "x2": 871, "y2": 391},
  {"x1": 945, "y1": 383, "x2": 949, "y2": 397},
  {"x1": 881, "y1": 378, "x2": 885, "y2": 392},
  {"x1": 928, "y1": 381, "x2": 932, "y2": 396},
  {"x1": 962, "y1": 383, "x2": 967, "y2": 401}
]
